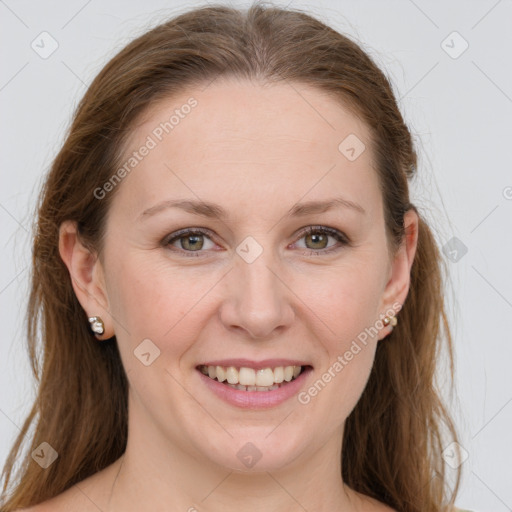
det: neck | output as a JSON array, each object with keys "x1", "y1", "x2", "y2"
[{"x1": 103, "y1": 395, "x2": 364, "y2": 511}]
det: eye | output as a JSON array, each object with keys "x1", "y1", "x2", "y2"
[
  {"x1": 164, "y1": 228, "x2": 217, "y2": 257},
  {"x1": 163, "y1": 225, "x2": 350, "y2": 258},
  {"x1": 293, "y1": 225, "x2": 350, "y2": 256}
]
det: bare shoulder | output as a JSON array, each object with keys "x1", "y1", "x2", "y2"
[
  {"x1": 358, "y1": 499, "x2": 468, "y2": 512},
  {"x1": 366, "y1": 502, "x2": 469, "y2": 512},
  {"x1": 15, "y1": 484, "x2": 98, "y2": 512},
  {"x1": 358, "y1": 492, "x2": 468, "y2": 512},
  {"x1": 16, "y1": 457, "x2": 123, "y2": 512}
]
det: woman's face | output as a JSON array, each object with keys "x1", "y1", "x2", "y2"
[{"x1": 89, "y1": 78, "x2": 415, "y2": 473}]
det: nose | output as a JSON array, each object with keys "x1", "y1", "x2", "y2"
[{"x1": 218, "y1": 248, "x2": 295, "y2": 340}]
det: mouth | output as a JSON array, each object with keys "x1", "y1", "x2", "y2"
[{"x1": 196, "y1": 363, "x2": 312, "y2": 392}]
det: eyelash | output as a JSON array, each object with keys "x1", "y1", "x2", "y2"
[{"x1": 162, "y1": 225, "x2": 350, "y2": 258}]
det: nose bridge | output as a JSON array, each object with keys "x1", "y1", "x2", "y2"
[
  {"x1": 240, "y1": 246, "x2": 279, "y2": 300},
  {"x1": 220, "y1": 238, "x2": 293, "y2": 338}
]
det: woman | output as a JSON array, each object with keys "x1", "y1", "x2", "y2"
[{"x1": 0, "y1": 3, "x2": 471, "y2": 511}]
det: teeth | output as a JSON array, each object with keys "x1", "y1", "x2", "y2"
[
  {"x1": 283, "y1": 366, "x2": 294, "y2": 382},
  {"x1": 200, "y1": 364, "x2": 304, "y2": 388},
  {"x1": 239, "y1": 367, "x2": 256, "y2": 386},
  {"x1": 274, "y1": 366, "x2": 284, "y2": 383},
  {"x1": 216, "y1": 366, "x2": 226, "y2": 382},
  {"x1": 255, "y1": 368, "x2": 274, "y2": 387},
  {"x1": 226, "y1": 383, "x2": 281, "y2": 392},
  {"x1": 226, "y1": 366, "x2": 238, "y2": 385}
]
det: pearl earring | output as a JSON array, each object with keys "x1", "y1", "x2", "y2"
[
  {"x1": 383, "y1": 315, "x2": 398, "y2": 327},
  {"x1": 88, "y1": 316, "x2": 105, "y2": 335}
]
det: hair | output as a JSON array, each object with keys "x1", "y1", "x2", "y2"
[{"x1": 1, "y1": 2, "x2": 461, "y2": 511}]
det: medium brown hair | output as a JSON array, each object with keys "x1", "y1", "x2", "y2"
[{"x1": 1, "y1": 3, "x2": 461, "y2": 510}]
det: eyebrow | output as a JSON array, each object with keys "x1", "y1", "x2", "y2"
[{"x1": 139, "y1": 196, "x2": 366, "y2": 221}]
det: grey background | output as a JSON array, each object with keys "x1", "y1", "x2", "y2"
[{"x1": 1, "y1": 1, "x2": 511, "y2": 510}]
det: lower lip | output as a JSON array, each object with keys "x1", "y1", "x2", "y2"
[{"x1": 197, "y1": 367, "x2": 313, "y2": 409}]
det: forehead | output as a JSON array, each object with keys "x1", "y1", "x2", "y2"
[{"x1": 110, "y1": 78, "x2": 380, "y2": 223}]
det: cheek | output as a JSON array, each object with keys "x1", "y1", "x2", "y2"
[
  {"x1": 292, "y1": 255, "x2": 384, "y2": 411},
  {"x1": 293, "y1": 254, "x2": 386, "y2": 342},
  {"x1": 105, "y1": 253, "x2": 217, "y2": 364},
  {"x1": 323, "y1": 344, "x2": 377, "y2": 427},
  {"x1": 298, "y1": 280, "x2": 379, "y2": 426}
]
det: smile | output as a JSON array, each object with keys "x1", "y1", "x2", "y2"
[
  {"x1": 198, "y1": 364, "x2": 305, "y2": 391},
  {"x1": 196, "y1": 360, "x2": 313, "y2": 409}
]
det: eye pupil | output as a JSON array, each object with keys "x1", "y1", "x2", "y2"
[
  {"x1": 306, "y1": 232, "x2": 327, "y2": 250},
  {"x1": 182, "y1": 234, "x2": 203, "y2": 250}
]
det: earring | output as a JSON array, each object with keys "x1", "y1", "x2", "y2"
[
  {"x1": 383, "y1": 315, "x2": 398, "y2": 327},
  {"x1": 88, "y1": 316, "x2": 105, "y2": 335}
]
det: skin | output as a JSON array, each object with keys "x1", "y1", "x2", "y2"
[{"x1": 29, "y1": 78, "x2": 418, "y2": 511}]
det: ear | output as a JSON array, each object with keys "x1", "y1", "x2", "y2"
[
  {"x1": 58, "y1": 220, "x2": 114, "y2": 339},
  {"x1": 378, "y1": 208, "x2": 419, "y2": 340}
]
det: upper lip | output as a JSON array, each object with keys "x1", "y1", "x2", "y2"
[{"x1": 198, "y1": 358, "x2": 312, "y2": 370}]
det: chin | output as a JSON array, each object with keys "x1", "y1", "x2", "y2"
[{"x1": 197, "y1": 427, "x2": 308, "y2": 473}]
